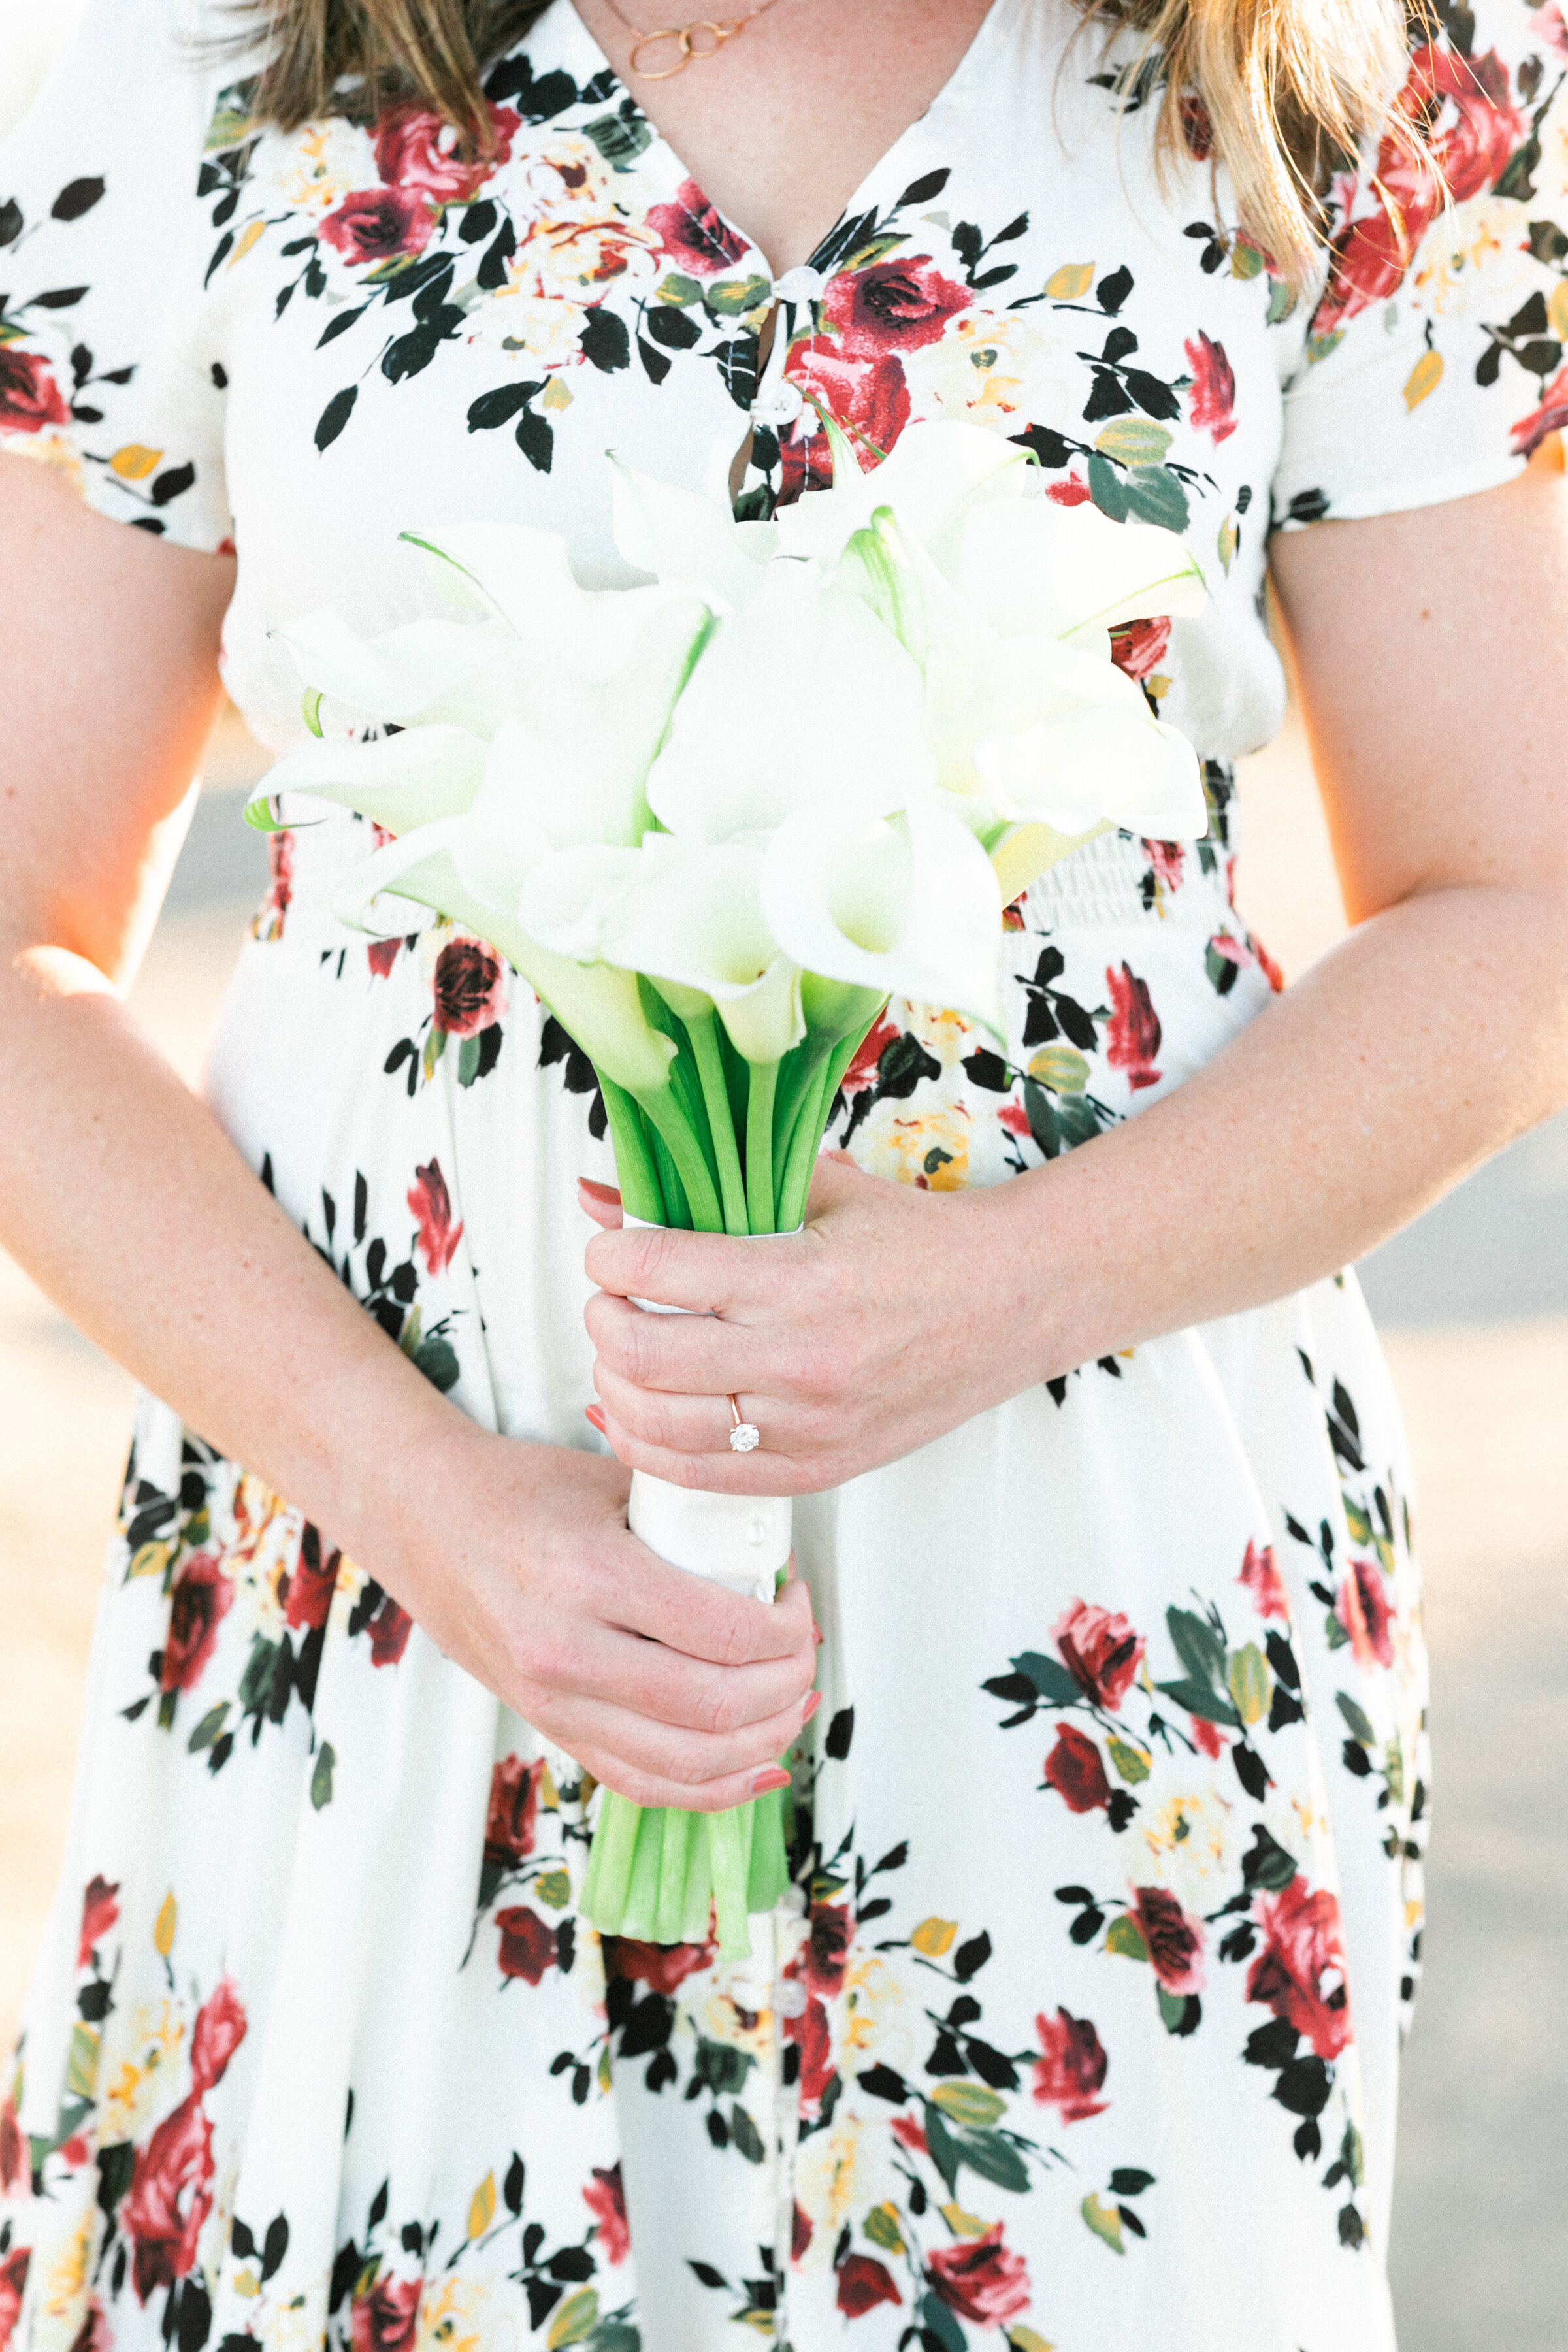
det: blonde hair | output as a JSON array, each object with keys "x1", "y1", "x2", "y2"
[{"x1": 236, "y1": 0, "x2": 1428, "y2": 281}]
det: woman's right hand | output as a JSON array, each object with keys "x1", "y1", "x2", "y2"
[{"x1": 382, "y1": 1421, "x2": 820, "y2": 1812}]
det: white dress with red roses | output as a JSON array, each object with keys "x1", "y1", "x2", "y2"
[{"x1": 1, "y1": 1, "x2": 1560, "y2": 2345}]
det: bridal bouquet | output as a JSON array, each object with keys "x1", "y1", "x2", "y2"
[{"x1": 248, "y1": 417, "x2": 1208, "y2": 1957}]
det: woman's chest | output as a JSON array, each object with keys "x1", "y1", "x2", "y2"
[{"x1": 198, "y1": 10, "x2": 1305, "y2": 755}]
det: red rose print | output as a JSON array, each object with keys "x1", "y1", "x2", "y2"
[
  {"x1": 927, "y1": 2223, "x2": 1032, "y2": 2328},
  {"x1": 0, "y1": 2250, "x2": 29, "y2": 2351},
  {"x1": 1129, "y1": 1884, "x2": 1205, "y2": 1994},
  {"x1": 1336, "y1": 1559, "x2": 1394, "y2": 1669},
  {"x1": 433, "y1": 937, "x2": 507, "y2": 1036},
  {"x1": 1317, "y1": 42, "x2": 1523, "y2": 335},
  {"x1": 408, "y1": 1158, "x2": 463, "y2": 1275},
  {"x1": 840, "y1": 1011, "x2": 901, "y2": 1098},
  {"x1": 822, "y1": 257, "x2": 970, "y2": 355},
  {"x1": 366, "y1": 1592, "x2": 414, "y2": 1668},
  {"x1": 602, "y1": 1935, "x2": 715, "y2": 1994},
  {"x1": 1247, "y1": 1877, "x2": 1352, "y2": 2059},
  {"x1": 583, "y1": 2163, "x2": 630, "y2": 2264},
  {"x1": 258, "y1": 828, "x2": 294, "y2": 936},
  {"x1": 1109, "y1": 615, "x2": 1171, "y2": 683},
  {"x1": 890, "y1": 2110, "x2": 928, "y2": 2157},
  {"x1": 0, "y1": 347, "x2": 70, "y2": 434},
  {"x1": 1191, "y1": 1714, "x2": 1227, "y2": 1758},
  {"x1": 190, "y1": 1976, "x2": 248, "y2": 2094},
  {"x1": 159, "y1": 1552, "x2": 234, "y2": 1696},
  {"x1": 1512, "y1": 361, "x2": 1568, "y2": 458},
  {"x1": 496, "y1": 1904, "x2": 556, "y2": 1984},
  {"x1": 1053, "y1": 1599, "x2": 1145, "y2": 1710},
  {"x1": 1105, "y1": 961, "x2": 1162, "y2": 1091},
  {"x1": 1043, "y1": 1723, "x2": 1112, "y2": 1813},
  {"x1": 1032, "y1": 2006, "x2": 1109, "y2": 2121},
  {"x1": 1045, "y1": 470, "x2": 1093, "y2": 506},
  {"x1": 804, "y1": 1899, "x2": 851, "y2": 1996},
  {"x1": 485, "y1": 1754, "x2": 544, "y2": 1869},
  {"x1": 998, "y1": 1100, "x2": 1031, "y2": 1139},
  {"x1": 284, "y1": 1522, "x2": 340, "y2": 1633},
  {"x1": 1184, "y1": 330, "x2": 1237, "y2": 444},
  {"x1": 375, "y1": 99, "x2": 520, "y2": 206},
  {"x1": 68, "y1": 2298, "x2": 112, "y2": 2352},
  {"x1": 836, "y1": 2254, "x2": 902, "y2": 2317},
  {"x1": 1139, "y1": 838, "x2": 1185, "y2": 896},
  {"x1": 367, "y1": 937, "x2": 401, "y2": 979},
  {"x1": 781, "y1": 342, "x2": 911, "y2": 497},
  {"x1": 647, "y1": 176, "x2": 749, "y2": 275},
  {"x1": 792, "y1": 2201, "x2": 813, "y2": 2261},
  {"x1": 1238, "y1": 1538, "x2": 1290, "y2": 1622},
  {"x1": 125, "y1": 2093, "x2": 216, "y2": 2300},
  {"x1": 350, "y1": 2274, "x2": 422, "y2": 2352},
  {"x1": 787, "y1": 1993, "x2": 834, "y2": 2119},
  {"x1": 319, "y1": 186, "x2": 434, "y2": 268},
  {"x1": 78, "y1": 1874, "x2": 120, "y2": 1968},
  {"x1": 0, "y1": 2095, "x2": 22, "y2": 2193}
]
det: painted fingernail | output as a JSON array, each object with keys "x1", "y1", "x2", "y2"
[
  {"x1": 801, "y1": 1690, "x2": 822, "y2": 1723},
  {"x1": 813, "y1": 1624, "x2": 825, "y2": 1647},
  {"x1": 585, "y1": 1403, "x2": 607, "y2": 1433},
  {"x1": 752, "y1": 1766, "x2": 792, "y2": 1795}
]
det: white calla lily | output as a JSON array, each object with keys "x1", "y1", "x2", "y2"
[
  {"x1": 600, "y1": 841, "x2": 806, "y2": 1066},
  {"x1": 929, "y1": 492, "x2": 1207, "y2": 644},
  {"x1": 271, "y1": 611, "x2": 526, "y2": 732},
  {"x1": 610, "y1": 450, "x2": 777, "y2": 613},
  {"x1": 331, "y1": 821, "x2": 676, "y2": 1098},
  {"x1": 774, "y1": 417, "x2": 1032, "y2": 566},
  {"x1": 761, "y1": 796, "x2": 1004, "y2": 1037},
  {"x1": 400, "y1": 521, "x2": 694, "y2": 683},
  {"x1": 245, "y1": 726, "x2": 489, "y2": 836},
  {"x1": 646, "y1": 562, "x2": 935, "y2": 842}
]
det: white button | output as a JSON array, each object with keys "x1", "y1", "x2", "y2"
[
  {"x1": 751, "y1": 379, "x2": 804, "y2": 430},
  {"x1": 774, "y1": 1978, "x2": 808, "y2": 2017},
  {"x1": 773, "y1": 265, "x2": 825, "y2": 306},
  {"x1": 777, "y1": 1884, "x2": 808, "y2": 1918}
]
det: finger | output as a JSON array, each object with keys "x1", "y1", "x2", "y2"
[
  {"x1": 569, "y1": 1742, "x2": 796, "y2": 1816},
  {"x1": 531, "y1": 1686, "x2": 807, "y2": 1803},
  {"x1": 578, "y1": 1178, "x2": 624, "y2": 1231},
  {"x1": 592, "y1": 1358, "x2": 770, "y2": 1459},
  {"x1": 596, "y1": 1544, "x2": 819, "y2": 1665},
  {"x1": 584, "y1": 1287, "x2": 765, "y2": 1395},
  {"x1": 540, "y1": 1609, "x2": 817, "y2": 1733},
  {"x1": 585, "y1": 1217, "x2": 804, "y2": 1315},
  {"x1": 595, "y1": 1403, "x2": 820, "y2": 1497}
]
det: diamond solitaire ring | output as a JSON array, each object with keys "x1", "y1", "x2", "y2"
[{"x1": 728, "y1": 1394, "x2": 760, "y2": 1454}]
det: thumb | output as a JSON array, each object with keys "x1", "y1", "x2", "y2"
[{"x1": 577, "y1": 1177, "x2": 625, "y2": 1232}]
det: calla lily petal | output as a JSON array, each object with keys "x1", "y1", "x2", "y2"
[
  {"x1": 761, "y1": 798, "x2": 1004, "y2": 1037},
  {"x1": 934, "y1": 497, "x2": 1208, "y2": 642},
  {"x1": 334, "y1": 822, "x2": 676, "y2": 1097},
  {"x1": 988, "y1": 819, "x2": 1115, "y2": 909},
  {"x1": 610, "y1": 450, "x2": 776, "y2": 613},
  {"x1": 400, "y1": 521, "x2": 693, "y2": 683},
  {"x1": 515, "y1": 844, "x2": 647, "y2": 960},
  {"x1": 646, "y1": 565, "x2": 935, "y2": 842},
  {"x1": 774, "y1": 417, "x2": 1032, "y2": 565},
  {"x1": 272, "y1": 611, "x2": 525, "y2": 728},
  {"x1": 599, "y1": 841, "x2": 807, "y2": 1063},
  {"x1": 973, "y1": 700, "x2": 1207, "y2": 839},
  {"x1": 248, "y1": 727, "x2": 489, "y2": 836}
]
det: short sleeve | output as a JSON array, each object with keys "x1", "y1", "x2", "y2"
[
  {"x1": 0, "y1": 0, "x2": 233, "y2": 551},
  {"x1": 1273, "y1": 0, "x2": 1568, "y2": 531}
]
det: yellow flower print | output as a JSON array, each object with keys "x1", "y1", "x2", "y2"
[
  {"x1": 1137, "y1": 1786, "x2": 1235, "y2": 1916},
  {"x1": 418, "y1": 2276, "x2": 503, "y2": 2352},
  {"x1": 98, "y1": 1999, "x2": 186, "y2": 2144},
  {"x1": 257, "y1": 117, "x2": 380, "y2": 220},
  {"x1": 515, "y1": 135, "x2": 617, "y2": 214},
  {"x1": 512, "y1": 206, "x2": 662, "y2": 307},
  {"x1": 3, "y1": 427, "x2": 86, "y2": 493},
  {"x1": 698, "y1": 1985, "x2": 776, "y2": 2061},
  {"x1": 911, "y1": 312, "x2": 1064, "y2": 430},
  {"x1": 1410, "y1": 193, "x2": 1532, "y2": 318},
  {"x1": 31, "y1": 2198, "x2": 96, "y2": 2352},
  {"x1": 794, "y1": 2114, "x2": 898, "y2": 2259},
  {"x1": 838, "y1": 1952, "x2": 915, "y2": 2081},
  {"x1": 856, "y1": 1100, "x2": 974, "y2": 1192}
]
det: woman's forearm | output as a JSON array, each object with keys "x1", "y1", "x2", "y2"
[
  {"x1": 0, "y1": 940, "x2": 466, "y2": 1567},
  {"x1": 1016, "y1": 875, "x2": 1568, "y2": 1377}
]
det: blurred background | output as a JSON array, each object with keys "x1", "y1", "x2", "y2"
[{"x1": 1, "y1": 16, "x2": 1564, "y2": 2350}]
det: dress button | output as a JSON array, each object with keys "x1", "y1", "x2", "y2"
[
  {"x1": 775, "y1": 1978, "x2": 808, "y2": 2017},
  {"x1": 751, "y1": 378, "x2": 804, "y2": 430}
]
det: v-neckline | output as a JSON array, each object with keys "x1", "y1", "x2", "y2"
[{"x1": 554, "y1": 0, "x2": 1015, "y2": 288}]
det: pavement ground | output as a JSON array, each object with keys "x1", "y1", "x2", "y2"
[{"x1": 1, "y1": 709, "x2": 1564, "y2": 2349}]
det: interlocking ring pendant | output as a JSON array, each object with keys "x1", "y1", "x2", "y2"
[{"x1": 630, "y1": 20, "x2": 742, "y2": 77}]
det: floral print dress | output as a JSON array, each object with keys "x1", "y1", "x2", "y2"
[{"x1": 1, "y1": 0, "x2": 1561, "y2": 2345}]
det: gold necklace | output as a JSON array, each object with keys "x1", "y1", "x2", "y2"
[{"x1": 599, "y1": 0, "x2": 787, "y2": 81}]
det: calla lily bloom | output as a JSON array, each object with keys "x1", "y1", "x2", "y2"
[
  {"x1": 246, "y1": 725, "x2": 488, "y2": 837},
  {"x1": 761, "y1": 797, "x2": 1005, "y2": 1039},
  {"x1": 598, "y1": 841, "x2": 807, "y2": 1067},
  {"x1": 645, "y1": 562, "x2": 935, "y2": 843},
  {"x1": 610, "y1": 448, "x2": 777, "y2": 613},
  {"x1": 270, "y1": 610, "x2": 526, "y2": 732}
]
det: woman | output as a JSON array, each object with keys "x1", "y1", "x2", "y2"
[{"x1": 1, "y1": 0, "x2": 1565, "y2": 2342}]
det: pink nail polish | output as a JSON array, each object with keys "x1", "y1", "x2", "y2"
[
  {"x1": 802, "y1": 1690, "x2": 822, "y2": 1723},
  {"x1": 813, "y1": 1625, "x2": 825, "y2": 1647},
  {"x1": 753, "y1": 1766, "x2": 792, "y2": 1795},
  {"x1": 585, "y1": 1403, "x2": 607, "y2": 1433}
]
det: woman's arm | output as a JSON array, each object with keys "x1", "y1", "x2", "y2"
[
  {"x1": 583, "y1": 448, "x2": 1568, "y2": 1489},
  {"x1": 0, "y1": 457, "x2": 816, "y2": 1808}
]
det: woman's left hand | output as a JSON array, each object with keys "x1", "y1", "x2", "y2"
[{"x1": 580, "y1": 1156, "x2": 1055, "y2": 1494}]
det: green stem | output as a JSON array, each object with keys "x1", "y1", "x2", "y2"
[
  {"x1": 776, "y1": 1055, "x2": 835, "y2": 1233},
  {"x1": 706, "y1": 1808, "x2": 752, "y2": 1961},
  {"x1": 687, "y1": 1010, "x2": 749, "y2": 1237},
  {"x1": 654, "y1": 1808, "x2": 695, "y2": 1944},
  {"x1": 598, "y1": 1077, "x2": 665, "y2": 1224},
  {"x1": 583, "y1": 1791, "x2": 642, "y2": 1935},
  {"x1": 636, "y1": 1088, "x2": 724, "y2": 1233},
  {"x1": 745, "y1": 1057, "x2": 779, "y2": 1235},
  {"x1": 623, "y1": 1805, "x2": 665, "y2": 1938}
]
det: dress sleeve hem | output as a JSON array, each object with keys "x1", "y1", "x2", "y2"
[{"x1": 1271, "y1": 448, "x2": 1529, "y2": 533}]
